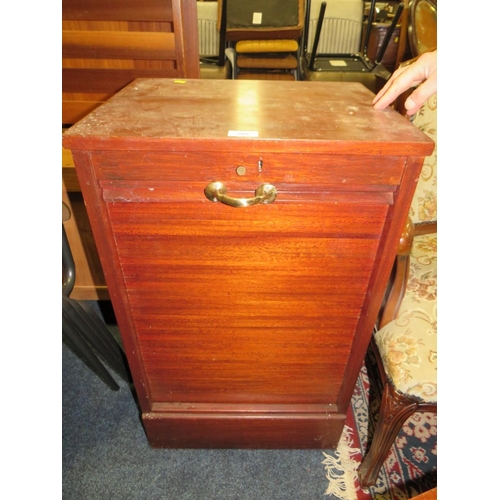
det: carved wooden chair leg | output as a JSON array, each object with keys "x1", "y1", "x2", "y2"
[{"x1": 357, "y1": 380, "x2": 419, "y2": 489}]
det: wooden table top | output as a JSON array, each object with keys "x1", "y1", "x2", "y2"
[{"x1": 63, "y1": 79, "x2": 434, "y2": 156}]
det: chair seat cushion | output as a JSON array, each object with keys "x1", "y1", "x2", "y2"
[
  {"x1": 374, "y1": 233, "x2": 437, "y2": 403},
  {"x1": 236, "y1": 39, "x2": 299, "y2": 53}
]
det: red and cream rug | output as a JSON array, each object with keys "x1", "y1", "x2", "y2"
[{"x1": 323, "y1": 351, "x2": 437, "y2": 499}]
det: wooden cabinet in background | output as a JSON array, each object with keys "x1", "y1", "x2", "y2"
[
  {"x1": 63, "y1": 143, "x2": 109, "y2": 300},
  {"x1": 362, "y1": 19, "x2": 410, "y2": 73},
  {"x1": 364, "y1": 21, "x2": 401, "y2": 72},
  {"x1": 63, "y1": 78, "x2": 434, "y2": 449},
  {"x1": 62, "y1": 0, "x2": 200, "y2": 299}
]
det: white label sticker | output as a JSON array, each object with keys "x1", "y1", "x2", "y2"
[
  {"x1": 252, "y1": 12, "x2": 262, "y2": 24},
  {"x1": 228, "y1": 130, "x2": 259, "y2": 138},
  {"x1": 329, "y1": 60, "x2": 348, "y2": 67}
]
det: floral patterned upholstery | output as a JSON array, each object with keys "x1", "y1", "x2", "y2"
[
  {"x1": 374, "y1": 96, "x2": 437, "y2": 403},
  {"x1": 374, "y1": 233, "x2": 437, "y2": 402},
  {"x1": 408, "y1": 93, "x2": 437, "y2": 224}
]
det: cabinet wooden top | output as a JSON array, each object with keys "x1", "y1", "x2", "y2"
[{"x1": 63, "y1": 79, "x2": 434, "y2": 156}]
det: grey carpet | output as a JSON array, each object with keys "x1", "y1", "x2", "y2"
[{"x1": 62, "y1": 302, "x2": 342, "y2": 500}]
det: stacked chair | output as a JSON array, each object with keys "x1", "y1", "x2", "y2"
[
  {"x1": 304, "y1": 0, "x2": 364, "y2": 56},
  {"x1": 302, "y1": 0, "x2": 403, "y2": 92},
  {"x1": 219, "y1": 0, "x2": 305, "y2": 80}
]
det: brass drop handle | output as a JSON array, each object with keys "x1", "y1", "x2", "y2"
[{"x1": 204, "y1": 182, "x2": 277, "y2": 208}]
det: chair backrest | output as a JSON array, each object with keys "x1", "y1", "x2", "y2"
[
  {"x1": 305, "y1": 0, "x2": 363, "y2": 55},
  {"x1": 408, "y1": 0, "x2": 437, "y2": 57},
  {"x1": 62, "y1": 0, "x2": 200, "y2": 124},
  {"x1": 197, "y1": 1, "x2": 220, "y2": 58},
  {"x1": 219, "y1": 0, "x2": 305, "y2": 41},
  {"x1": 408, "y1": 94, "x2": 437, "y2": 224}
]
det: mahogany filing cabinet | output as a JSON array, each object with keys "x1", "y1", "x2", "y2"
[{"x1": 63, "y1": 79, "x2": 434, "y2": 449}]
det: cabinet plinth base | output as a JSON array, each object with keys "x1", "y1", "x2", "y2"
[{"x1": 142, "y1": 410, "x2": 347, "y2": 449}]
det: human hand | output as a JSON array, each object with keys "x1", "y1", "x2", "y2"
[{"x1": 372, "y1": 50, "x2": 437, "y2": 116}]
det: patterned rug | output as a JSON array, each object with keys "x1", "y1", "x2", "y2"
[{"x1": 323, "y1": 348, "x2": 437, "y2": 499}]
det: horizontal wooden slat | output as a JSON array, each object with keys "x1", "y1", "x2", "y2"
[
  {"x1": 62, "y1": 67, "x2": 177, "y2": 93},
  {"x1": 62, "y1": 0, "x2": 173, "y2": 22},
  {"x1": 62, "y1": 20, "x2": 171, "y2": 32},
  {"x1": 62, "y1": 20, "x2": 128, "y2": 31},
  {"x1": 63, "y1": 100, "x2": 104, "y2": 124},
  {"x1": 62, "y1": 30, "x2": 176, "y2": 60},
  {"x1": 101, "y1": 183, "x2": 393, "y2": 205},
  {"x1": 63, "y1": 59, "x2": 136, "y2": 69},
  {"x1": 63, "y1": 91, "x2": 111, "y2": 101},
  {"x1": 92, "y1": 150, "x2": 404, "y2": 187}
]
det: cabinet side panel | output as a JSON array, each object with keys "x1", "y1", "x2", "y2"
[
  {"x1": 337, "y1": 156, "x2": 427, "y2": 411},
  {"x1": 69, "y1": 150, "x2": 154, "y2": 412}
]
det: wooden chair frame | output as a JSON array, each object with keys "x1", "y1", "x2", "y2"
[
  {"x1": 358, "y1": 35, "x2": 437, "y2": 487},
  {"x1": 358, "y1": 217, "x2": 437, "y2": 489}
]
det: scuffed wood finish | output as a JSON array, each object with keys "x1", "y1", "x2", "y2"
[
  {"x1": 63, "y1": 79, "x2": 432, "y2": 154},
  {"x1": 63, "y1": 79, "x2": 434, "y2": 448}
]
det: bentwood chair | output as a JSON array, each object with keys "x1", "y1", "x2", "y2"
[
  {"x1": 357, "y1": 89, "x2": 437, "y2": 488},
  {"x1": 63, "y1": 223, "x2": 131, "y2": 391}
]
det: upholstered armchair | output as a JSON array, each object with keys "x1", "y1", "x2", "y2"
[{"x1": 357, "y1": 92, "x2": 437, "y2": 489}]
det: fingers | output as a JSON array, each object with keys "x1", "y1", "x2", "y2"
[
  {"x1": 372, "y1": 65, "x2": 425, "y2": 110},
  {"x1": 372, "y1": 50, "x2": 437, "y2": 111},
  {"x1": 372, "y1": 66, "x2": 406, "y2": 106},
  {"x1": 404, "y1": 71, "x2": 437, "y2": 115}
]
